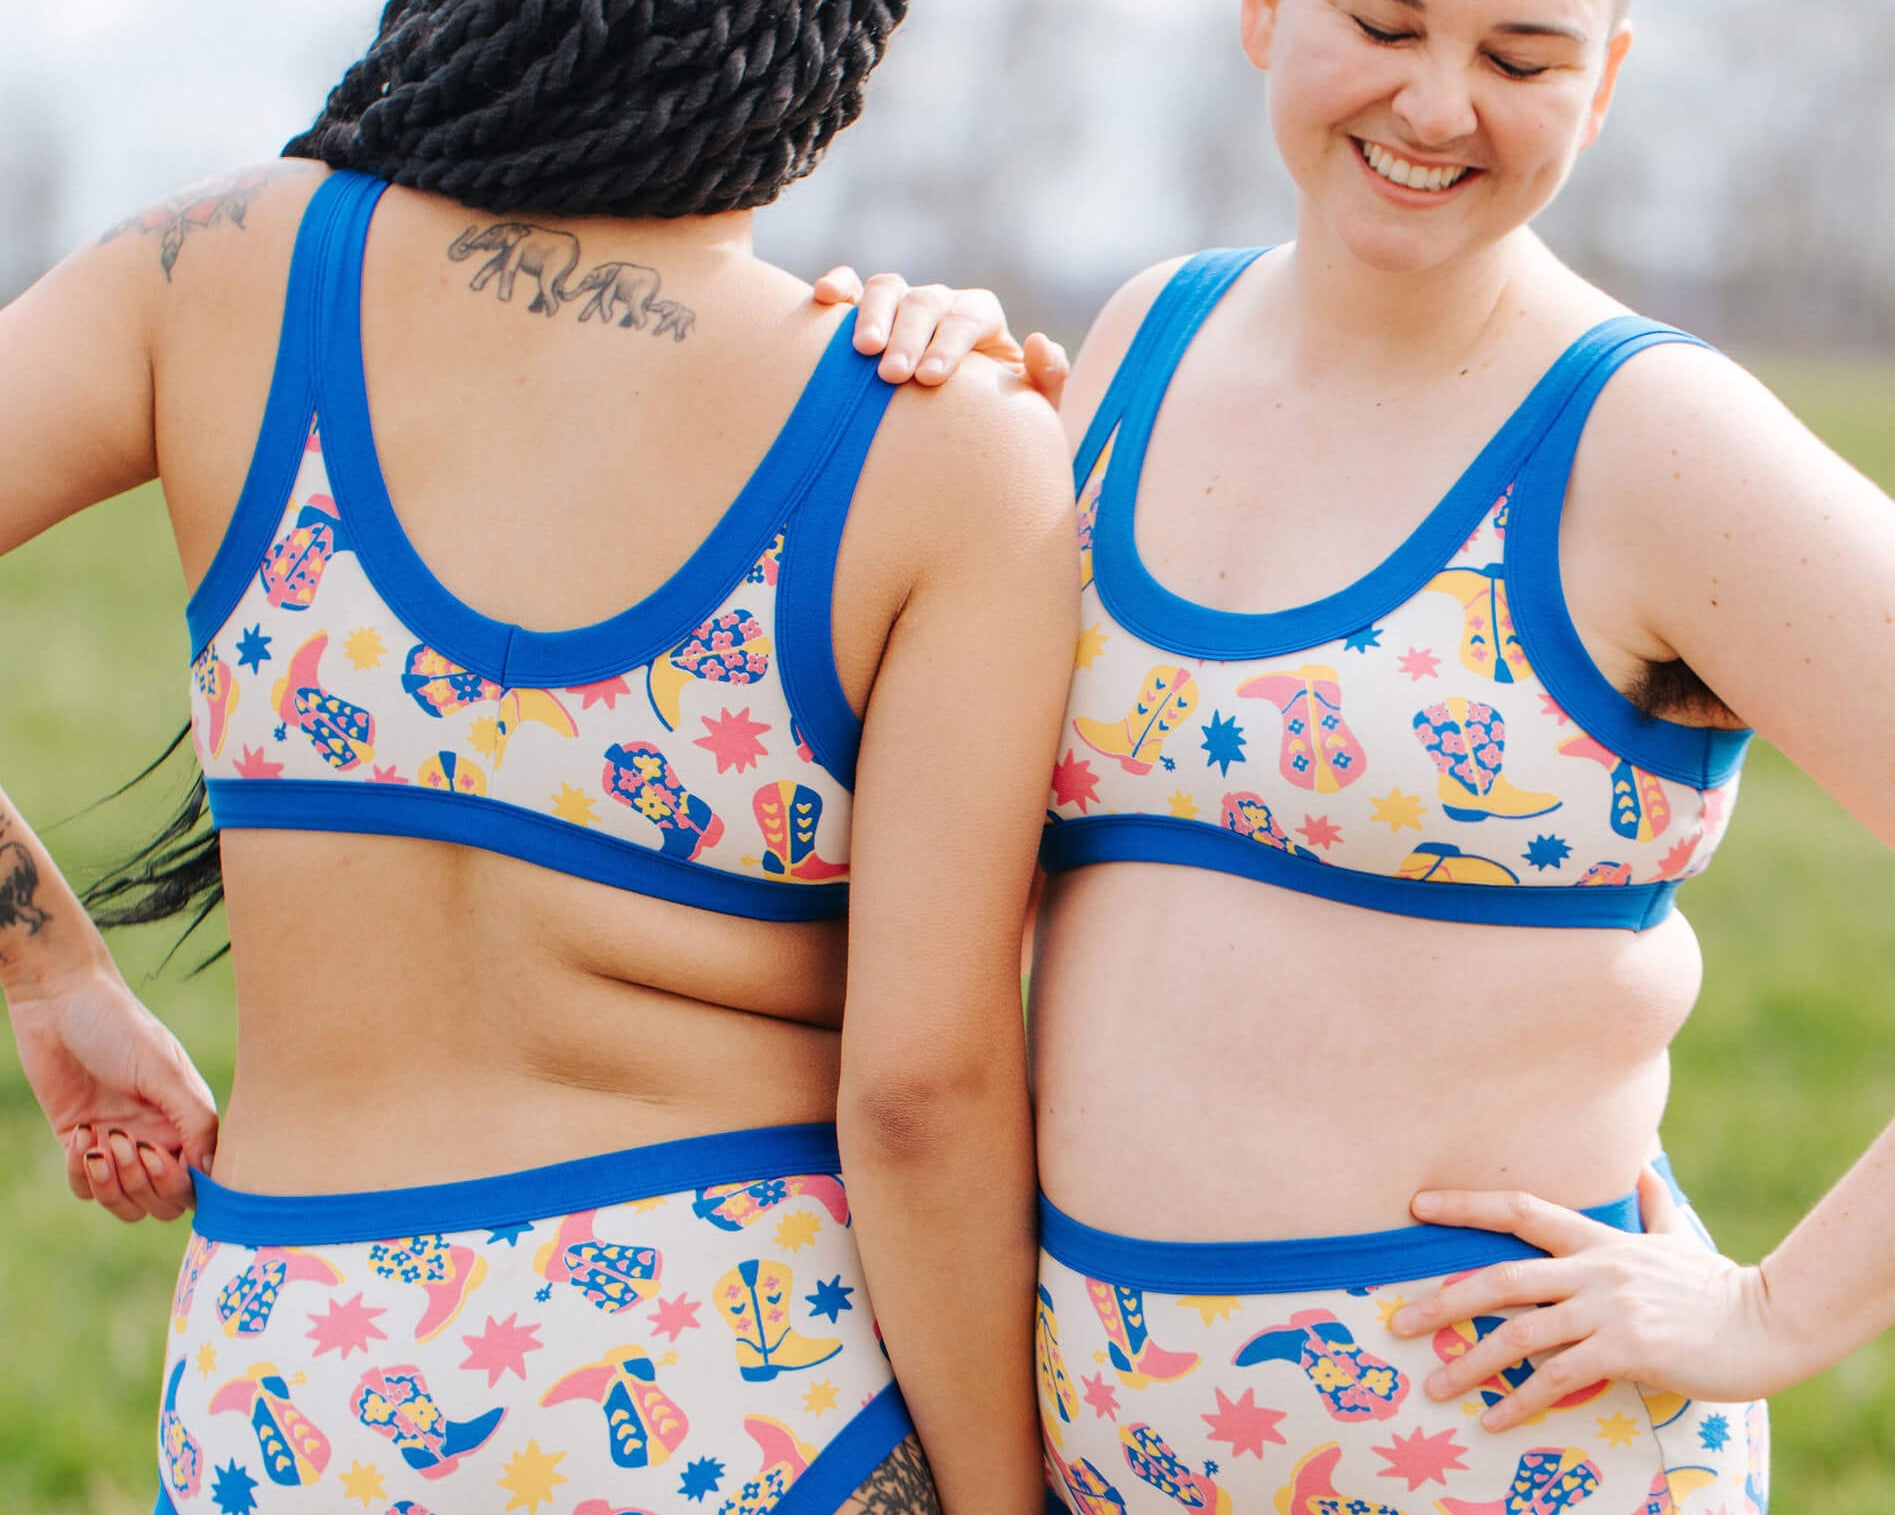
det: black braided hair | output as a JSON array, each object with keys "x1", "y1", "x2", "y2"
[{"x1": 282, "y1": 0, "x2": 909, "y2": 219}]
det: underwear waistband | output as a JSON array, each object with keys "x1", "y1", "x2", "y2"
[
  {"x1": 192, "y1": 1121, "x2": 841, "y2": 1245},
  {"x1": 1039, "y1": 1186, "x2": 1642, "y2": 1294}
]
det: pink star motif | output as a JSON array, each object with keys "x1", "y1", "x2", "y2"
[
  {"x1": 233, "y1": 744, "x2": 284, "y2": 779},
  {"x1": 306, "y1": 1293, "x2": 386, "y2": 1359},
  {"x1": 567, "y1": 675, "x2": 632, "y2": 710},
  {"x1": 649, "y1": 1293, "x2": 702, "y2": 1343},
  {"x1": 1538, "y1": 693, "x2": 1571, "y2": 725},
  {"x1": 693, "y1": 708, "x2": 771, "y2": 774},
  {"x1": 459, "y1": 1312, "x2": 543, "y2": 1387},
  {"x1": 370, "y1": 764, "x2": 408, "y2": 784},
  {"x1": 1398, "y1": 647, "x2": 1441, "y2": 682},
  {"x1": 1297, "y1": 814, "x2": 1344, "y2": 850},
  {"x1": 1201, "y1": 1386, "x2": 1287, "y2": 1459},
  {"x1": 1373, "y1": 1426, "x2": 1469, "y2": 1491},
  {"x1": 1051, "y1": 749, "x2": 1102, "y2": 814},
  {"x1": 1080, "y1": 1372, "x2": 1120, "y2": 1422}
]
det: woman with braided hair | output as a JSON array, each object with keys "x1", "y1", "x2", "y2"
[{"x1": 0, "y1": 3, "x2": 1073, "y2": 1510}]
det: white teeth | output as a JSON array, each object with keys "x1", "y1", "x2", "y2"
[{"x1": 1360, "y1": 140, "x2": 1468, "y2": 192}]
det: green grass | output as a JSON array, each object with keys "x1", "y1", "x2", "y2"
[{"x1": 1, "y1": 366, "x2": 1892, "y2": 1510}]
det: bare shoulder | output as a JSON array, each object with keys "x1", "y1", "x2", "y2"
[
  {"x1": 1576, "y1": 339, "x2": 1882, "y2": 539},
  {"x1": 1060, "y1": 256, "x2": 1194, "y2": 442},
  {"x1": 868, "y1": 352, "x2": 1077, "y2": 558}
]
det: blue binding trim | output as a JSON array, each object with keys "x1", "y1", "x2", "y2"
[
  {"x1": 309, "y1": 168, "x2": 876, "y2": 687},
  {"x1": 1039, "y1": 1188, "x2": 1644, "y2": 1294},
  {"x1": 192, "y1": 1122, "x2": 842, "y2": 1245},
  {"x1": 774, "y1": 1383, "x2": 915, "y2": 1515},
  {"x1": 776, "y1": 334, "x2": 896, "y2": 788},
  {"x1": 1505, "y1": 320, "x2": 1754, "y2": 788},
  {"x1": 1089, "y1": 268, "x2": 1720, "y2": 665},
  {"x1": 1040, "y1": 814, "x2": 1680, "y2": 930},
  {"x1": 206, "y1": 777, "x2": 847, "y2": 920},
  {"x1": 183, "y1": 174, "x2": 343, "y2": 658},
  {"x1": 153, "y1": 1490, "x2": 179, "y2": 1515}
]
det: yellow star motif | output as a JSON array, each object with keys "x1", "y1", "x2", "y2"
[
  {"x1": 803, "y1": 1379, "x2": 841, "y2": 1417},
  {"x1": 194, "y1": 1341, "x2": 217, "y2": 1379},
  {"x1": 468, "y1": 715, "x2": 503, "y2": 758},
  {"x1": 339, "y1": 1461, "x2": 386, "y2": 1506},
  {"x1": 1374, "y1": 1293, "x2": 1409, "y2": 1330},
  {"x1": 1597, "y1": 1411, "x2": 1642, "y2": 1448},
  {"x1": 774, "y1": 1210, "x2": 822, "y2": 1253},
  {"x1": 629, "y1": 1194, "x2": 669, "y2": 1214},
  {"x1": 343, "y1": 626, "x2": 387, "y2": 671},
  {"x1": 498, "y1": 1441, "x2": 569, "y2": 1512},
  {"x1": 1177, "y1": 1295, "x2": 1240, "y2": 1327},
  {"x1": 1370, "y1": 786, "x2": 1426, "y2": 833},
  {"x1": 1167, "y1": 789, "x2": 1199, "y2": 821},
  {"x1": 660, "y1": 1350, "x2": 680, "y2": 1368},
  {"x1": 1075, "y1": 622, "x2": 1109, "y2": 671},
  {"x1": 549, "y1": 782, "x2": 599, "y2": 827}
]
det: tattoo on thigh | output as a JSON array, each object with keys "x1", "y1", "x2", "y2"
[
  {"x1": 841, "y1": 1436, "x2": 942, "y2": 1515},
  {"x1": 445, "y1": 223, "x2": 697, "y2": 340},
  {"x1": 0, "y1": 817, "x2": 48, "y2": 959},
  {"x1": 100, "y1": 164, "x2": 298, "y2": 281}
]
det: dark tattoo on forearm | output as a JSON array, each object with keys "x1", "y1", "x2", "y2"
[
  {"x1": 0, "y1": 816, "x2": 49, "y2": 961},
  {"x1": 840, "y1": 1436, "x2": 942, "y2": 1515},
  {"x1": 447, "y1": 223, "x2": 697, "y2": 340},
  {"x1": 100, "y1": 164, "x2": 294, "y2": 281}
]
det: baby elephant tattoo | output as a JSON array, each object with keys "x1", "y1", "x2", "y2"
[{"x1": 447, "y1": 223, "x2": 698, "y2": 340}]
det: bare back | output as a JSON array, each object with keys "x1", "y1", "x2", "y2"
[{"x1": 107, "y1": 166, "x2": 958, "y2": 1191}]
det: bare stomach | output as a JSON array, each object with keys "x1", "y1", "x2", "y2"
[
  {"x1": 1029, "y1": 864, "x2": 1704, "y2": 1240},
  {"x1": 208, "y1": 831, "x2": 848, "y2": 1195}
]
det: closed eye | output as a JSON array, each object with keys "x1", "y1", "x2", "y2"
[
  {"x1": 1353, "y1": 16, "x2": 1417, "y2": 44},
  {"x1": 1488, "y1": 52, "x2": 1552, "y2": 78}
]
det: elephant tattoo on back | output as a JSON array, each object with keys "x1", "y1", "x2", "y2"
[
  {"x1": 448, "y1": 223, "x2": 584, "y2": 316},
  {"x1": 445, "y1": 223, "x2": 698, "y2": 340}
]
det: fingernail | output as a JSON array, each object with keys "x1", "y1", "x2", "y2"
[
  {"x1": 919, "y1": 359, "x2": 945, "y2": 380},
  {"x1": 1412, "y1": 1192, "x2": 1443, "y2": 1216},
  {"x1": 109, "y1": 1131, "x2": 137, "y2": 1164},
  {"x1": 85, "y1": 1151, "x2": 108, "y2": 1171},
  {"x1": 861, "y1": 325, "x2": 883, "y2": 344},
  {"x1": 1426, "y1": 1372, "x2": 1448, "y2": 1396},
  {"x1": 1389, "y1": 1306, "x2": 1417, "y2": 1334},
  {"x1": 75, "y1": 1125, "x2": 93, "y2": 1145},
  {"x1": 137, "y1": 1143, "x2": 165, "y2": 1177},
  {"x1": 1481, "y1": 1408, "x2": 1504, "y2": 1431}
]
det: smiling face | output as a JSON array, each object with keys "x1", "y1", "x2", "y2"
[{"x1": 1242, "y1": 0, "x2": 1631, "y2": 274}]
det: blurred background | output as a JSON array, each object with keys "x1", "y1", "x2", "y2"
[{"x1": 0, "y1": 1, "x2": 1891, "y2": 1510}]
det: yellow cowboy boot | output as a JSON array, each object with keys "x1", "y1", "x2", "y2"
[
  {"x1": 714, "y1": 1259, "x2": 843, "y2": 1382},
  {"x1": 1073, "y1": 665, "x2": 1198, "y2": 776}
]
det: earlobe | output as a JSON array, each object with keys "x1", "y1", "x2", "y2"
[
  {"x1": 1239, "y1": 0, "x2": 1280, "y2": 72},
  {"x1": 1580, "y1": 23, "x2": 1634, "y2": 151}
]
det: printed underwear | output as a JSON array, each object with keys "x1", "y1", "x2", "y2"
[{"x1": 156, "y1": 1124, "x2": 910, "y2": 1515}]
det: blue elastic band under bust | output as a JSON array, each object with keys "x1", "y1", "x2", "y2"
[
  {"x1": 193, "y1": 1122, "x2": 842, "y2": 1246},
  {"x1": 1039, "y1": 1189, "x2": 1643, "y2": 1294}
]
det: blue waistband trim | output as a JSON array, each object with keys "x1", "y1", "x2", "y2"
[
  {"x1": 192, "y1": 1122, "x2": 842, "y2": 1245},
  {"x1": 774, "y1": 1383, "x2": 914, "y2": 1515},
  {"x1": 205, "y1": 777, "x2": 848, "y2": 921},
  {"x1": 1039, "y1": 814, "x2": 1679, "y2": 931},
  {"x1": 1038, "y1": 1190, "x2": 1643, "y2": 1294}
]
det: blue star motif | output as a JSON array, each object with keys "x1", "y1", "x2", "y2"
[
  {"x1": 1200, "y1": 711, "x2": 1247, "y2": 777},
  {"x1": 1343, "y1": 625, "x2": 1384, "y2": 654},
  {"x1": 1160, "y1": 755, "x2": 1176, "y2": 772},
  {"x1": 235, "y1": 624, "x2": 273, "y2": 673},
  {"x1": 805, "y1": 1274, "x2": 856, "y2": 1322},
  {"x1": 272, "y1": 723, "x2": 288, "y2": 743},
  {"x1": 1699, "y1": 1412, "x2": 1731, "y2": 1451},
  {"x1": 485, "y1": 1221, "x2": 534, "y2": 1246},
  {"x1": 1203, "y1": 1460, "x2": 1219, "y2": 1477},
  {"x1": 534, "y1": 1283, "x2": 553, "y2": 1303},
  {"x1": 1523, "y1": 834, "x2": 1572, "y2": 872},
  {"x1": 681, "y1": 1456, "x2": 726, "y2": 1502},
  {"x1": 211, "y1": 1459, "x2": 260, "y2": 1515}
]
